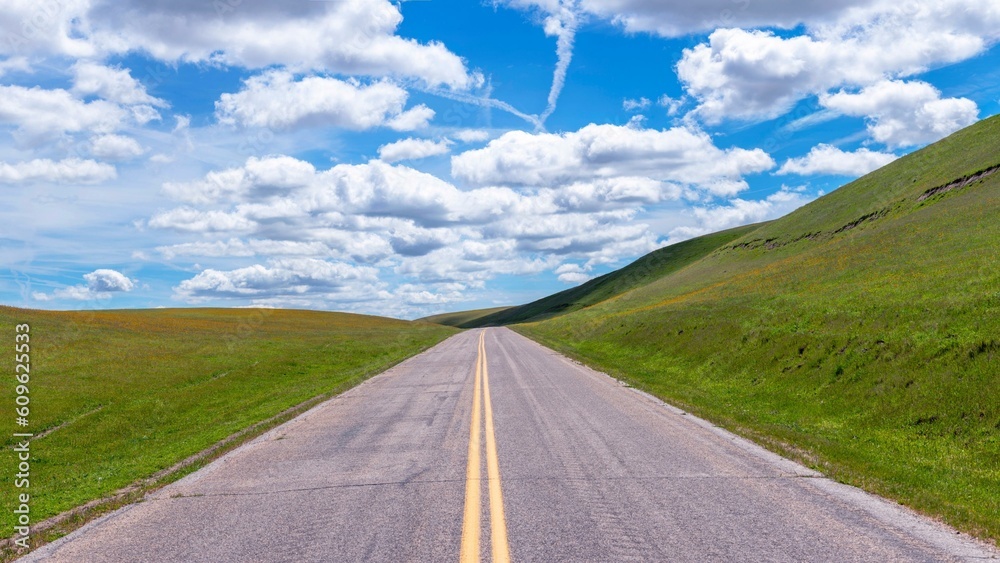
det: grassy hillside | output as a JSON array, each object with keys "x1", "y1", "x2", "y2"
[
  {"x1": 452, "y1": 224, "x2": 760, "y2": 327},
  {"x1": 0, "y1": 308, "x2": 455, "y2": 544},
  {"x1": 516, "y1": 115, "x2": 1000, "y2": 543},
  {"x1": 420, "y1": 306, "x2": 512, "y2": 328}
]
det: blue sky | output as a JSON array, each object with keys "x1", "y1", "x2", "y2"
[{"x1": 2, "y1": 0, "x2": 999, "y2": 318}]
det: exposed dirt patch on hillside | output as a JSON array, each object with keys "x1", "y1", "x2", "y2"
[{"x1": 918, "y1": 164, "x2": 1000, "y2": 202}]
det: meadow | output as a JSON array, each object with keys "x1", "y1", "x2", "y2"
[{"x1": 0, "y1": 307, "x2": 455, "y2": 549}]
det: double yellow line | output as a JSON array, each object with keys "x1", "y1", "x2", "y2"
[{"x1": 460, "y1": 330, "x2": 511, "y2": 563}]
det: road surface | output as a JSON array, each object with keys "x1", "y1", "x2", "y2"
[{"x1": 23, "y1": 328, "x2": 998, "y2": 562}]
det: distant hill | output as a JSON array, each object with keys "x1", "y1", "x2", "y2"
[
  {"x1": 429, "y1": 224, "x2": 761, "y2": 328},
  {"x1": 482, "y1": 115, "x2": 1000, "y2": 543},
  {"x1": 419, "y1": 306, "x2": 512, "y2": 328}
]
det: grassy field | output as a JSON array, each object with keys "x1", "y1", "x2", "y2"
[
  {"x1": 0, "y1": 307, "x2": 455, "y2": 541},
  {"x1": 510, "y1": 116, "x2": 1000, "y2": 543}
]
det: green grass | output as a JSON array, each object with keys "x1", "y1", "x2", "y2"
[
  {"x1": 0, "y1": 308, "x2": 456, "y2": 537},
  {"x1": 511, "y1": 115, "x2": 1000, "y2": 544},
  {"x1": 419, "y1": 306, "x2": 513, "y2": 328}
]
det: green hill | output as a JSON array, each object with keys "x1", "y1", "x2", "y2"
[
  {"x1": 512, "y1": 115, "x2": 1000, "y2": 543},
  {"x1": 419, "y1": 306, "x2": 513, "y2": 328}
]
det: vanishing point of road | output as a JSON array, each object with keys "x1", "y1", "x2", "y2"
[{"x1": 24, "y1": 329, "x2": 998, "y2": 562}]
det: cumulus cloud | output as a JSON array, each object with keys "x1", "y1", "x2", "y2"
[
  {"x1": 163, "y1": 155, "x2": 317, "y2": 205},
  {"x1": 0, "y1": 0, "x2": 93, "y2": 58},
  {"x1": 579, "y1": 0, "x2": 871, "y2": 37},
  {"x1": 675, "y1": 2, "x2": 999, "y2": 124},
  {"x1": 72, "y1": 61, "x2": 166, "y2": 107},
  {"x1": 555, "y1": 263, "x2": 591, "y2": 284},
  {"x1": 216, "y1": 71, "x2": 434, "y2": 131},
  {"x1": 0, "y1": 84, "x2": 127, "y2": 143},
  {"x1": 0, "y1": 0, "x2": 470, "y2": 88},
  {"x1": 84, "y1": 269, "x2": 135, "y2": 292},
  {"x1": 0, "y1": 56, "x2": 30, "y2": 77},
  {"x1": 821, "y1": 80, "x2": 979, "y2": 148},
  {"x1": 452, "y1": 129, "x2": 491, "y2": 143},
  {"x1": 377, "y1": 138, "x2": 452, "y2": 163},
  {"x1": 150, "y1": 155, "x2": 668, "y2": 296},
  {"x1": 89, "y1": 134, "x2": 145, "y2": 160},
  {"x1": 0, "y1": 158, "x2": 116, "y2": 184},
  {"x1": 148, "y1": 208, "x2": 257, "y2": 233},
  {"x1": 451, "y1": 123, "x2": 774, "y2": 196},
  {"x1": 175, "y1": 258, "x2": 381, "y2": 302},
  {"x1": 394, "y1": 239, "x2": 560, "y2": 285},
  {"x1": 90, "y1": 0, "x2": 472, "y2": 88},
  {"x1": 777, "y1": 144, "x2": 897, "y2": 176},
  {"x1": 33, "y1": 269, "x2": 135, "y2": 301}
]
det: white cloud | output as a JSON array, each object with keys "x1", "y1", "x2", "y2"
[
  {"x1": 0, "y1": 158, "x2": 116, "y2": 184},
  {"x1": 174, "y1": 258, "x2": 382, "y2": 302},
  {"x1": 552, "y1": 177, "x2": 679, "y2": 211},
  {"x1": 675, "y1": 2, "x2": 999, "y2": 124},
  {"x1": 821, "y1": 80, "x2": 979, "y2": 148},
  {"x1": 392, "y1": 283, "x2": 468, "y2": 306},
  {"x1": 163, "y1": 155, "x2": 317, "y2": 204},
  {"x1": 451, "y1": 123, "x2": 774, "y2": 196},
  {"x1": 668, "y1": 187, "x2": 815, "y2": 242},
  {"x1": 33, "y1": 268, "x2": 135, "y2": 301},
  {"x1": 0, "y1": 84, "x2": 127, "y2": 143},
  {"x1": 378, "y1": 138, "x2": 452, "y2": 163},
  {"x1": 578, "y1": 0, "x2": 871, "y2": 37},
  {"x1": 150, "y1": 155, "x2": 668, "y2": 291},
  {"x1": 84, "y1": 269, "x2": 135, "y2": 292},
  {"x1": 452, "y1": 129, "x2": 491, "y2": 143},
  {"x1": 394, "y1": 239, "x2": 559, "y2": 285},
  {"x1": 554, "y1": 263, "x2": 591, "y2": 284},
  {"x1": 0, "y1": 0, "x2": 93, "y2": 58},
  {"x1": 623, "y1": 97, "x2": 650, "y2": 112},
  {"x1": 216, "y1": 71, "x2": 434, "y2": 131},
  {"x1": 147, "y1": 208, "x2": 257, "y2": 233},
  {"x1": 777, "y1": 144, "x2": 897, "y2": 176},
  {"x1": 385, "y1": 105, "x2": 436, "y2": 131},
  {"x1": 89, "y1": 134, "x2": 145, "y2": 160},
  {"x1": 72, "y1": 61, "x2": 166, "y2": 107},
  {"x1": 83, "y1": 0, "x2": 474, "y2": 88},
  {"x1": 657, "y1": 94, "x2": 685, "y2": 116},
  {"x1": 0, "y1": 56, "x2": 30, "y2": 77}
]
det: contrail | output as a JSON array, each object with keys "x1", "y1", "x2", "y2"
[
  {"x1": 423, "y1": 87, "x2": 543, "y2": 130},
  {"x1": 539, "y1": 0, "x2": 579, "y2": 126},
  {"x1": 424, "y1": 0, "x2": 580, "y2": 132}
]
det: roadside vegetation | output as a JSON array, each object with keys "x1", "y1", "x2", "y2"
[
  {"x1": 493, "y1": 116, "x2": 998, "y2": 543},
  {"x1": 0, "y1": 307, "x2": 455, "y2": 544}
]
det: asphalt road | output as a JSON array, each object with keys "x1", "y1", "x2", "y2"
[{"x1": 24, "y1": 328, "x2": 998, "y2": 562}]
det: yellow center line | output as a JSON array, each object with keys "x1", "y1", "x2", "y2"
[
  {"x1": 482, "y1": 332, "x2": 511, "y2": 563},
  {"x1": 459, "y1": 333, "x2": 483, "y2": 562},
  {"x1": 460, "y1": 330, "x2": 511, "y2": 563}
]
